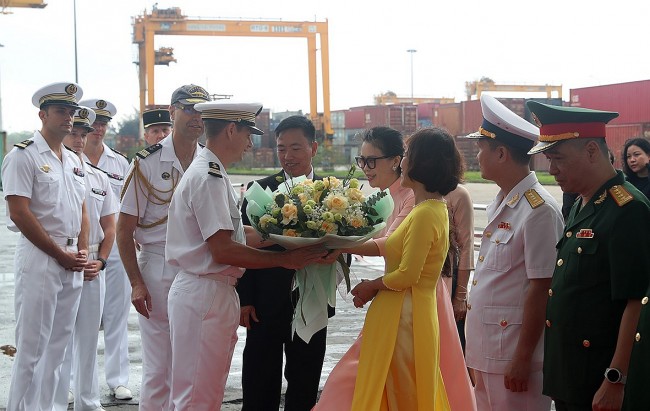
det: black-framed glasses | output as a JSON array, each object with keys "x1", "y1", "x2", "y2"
[
  {"x1": 174, "y1": 103, "x2": 199, "y2": 115},
  {"x1": 355, "y1": 155, "x2": 392, "y2": 170}
]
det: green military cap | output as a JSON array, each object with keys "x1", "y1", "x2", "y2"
[{"x1": 527, "y1": 101, "x2": 619, "y2": 154}]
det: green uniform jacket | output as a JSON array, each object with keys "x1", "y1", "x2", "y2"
[
  {"x1": 543, "y1": 171, "x2": 650, "y2": 405},
  {"x1": 623, "y1": 289, "x2": 650, "y2": 409}
]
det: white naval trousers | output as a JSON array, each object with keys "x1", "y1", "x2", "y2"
[
  {"x1": 474, "y1": 369, "x2": 551, "y2": 411},
  {"x1": 102, "y1": 243, "x2": 132, "y2": 390},
  {"x1": 137, "y1": 245, "x2": 179, "y2": 411},
  {"x1": 7, "y1": 236, "x2": 83, "y2": 411},
  {"x1": 57, "y1": 248, "x2": 106, "y2": 411},
  {"x1": 168, "y1": 271, "x2": 240, "y2": 411}
]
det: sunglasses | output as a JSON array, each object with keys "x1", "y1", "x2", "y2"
[{"x1": 354, "y1": 155, "x2": 392, "y2": 170}]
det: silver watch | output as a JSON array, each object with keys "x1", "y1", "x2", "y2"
[{"x1": 604, "y1": 367, "x2": 627, "y2": 384}]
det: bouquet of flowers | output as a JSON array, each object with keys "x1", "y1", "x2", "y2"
[{"x1": 245, "y1": 167, "x2": 394, "y2": 342}]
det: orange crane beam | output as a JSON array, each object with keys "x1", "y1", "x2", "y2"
[
  {"x1": 132, "y1": 7, "x2": 333, "y2": 139},
  {"x1": 465, "y1": 80, "x2": 562, "y2": 100},
  {"x1": 0, "y1": 0, "x2": 46, "y2": 14}
]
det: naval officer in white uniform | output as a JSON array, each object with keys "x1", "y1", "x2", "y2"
[
  {"x1": 2, "y1": 82, "x2": 89, "y2": 411},
  {"x1": 464, "y1": 94, "x2": 563, "y2": 411}
]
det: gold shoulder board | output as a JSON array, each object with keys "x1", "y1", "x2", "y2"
[
  {"x1": 608, "y1": 185, "x2": 634, "y2": 207},
  {"x1": 136, "y1": 143, "x2": 162, "y2": 159},
  {"x1": 524, "y1": 189, "x2": 545, "y2": 209},
  {"x1": 14, "y1": 139, "x2": 33, "y2": 149}
]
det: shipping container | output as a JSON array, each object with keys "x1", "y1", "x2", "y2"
[
  {"x1": 364, "y1": 105, "x2": 390, "y2": 128},
  {"x1": 332, "y1": 128, "x2": 346, "y2": 146},
  {"x1": 416, "y1": 102, "x2": 438, "y2": 121},
  {"x1": 531, "y1": 154, "x2": 550, "y2": 172},
  {"x1": 345, "y1": 128, "x2": 365, "y2": 144},
  {"x1": 462, "y1": 99, "x2": 482, "y2": 135},
  {"x1": 256, "y1": 109, "x2": 271, "y2": 137},
  {"x1": 570, "y1": 80, "x2": 650, "y2": 125},
  {"x1": 434, "y1": 103, "x2": 462, "y2": 136},
  {"x1": 330, "y1": 110, "x2": 346, "y2": 129},
  {"x1": 605, "y1": 123, "x2": 650, "y2": 169},
  {"x1": 388, "y1": 105, "x2": 418, "y2": 133},
  {"x1": 345, "y1": 108, "x2": 365, "y2": 129},
  {"x1": 454, "y1": 136, "x2": 479, "y2": 171}
]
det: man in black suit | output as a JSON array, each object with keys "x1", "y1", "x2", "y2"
[{"x1": 238, "y1": 115, "x2": 332, "y2": 411}]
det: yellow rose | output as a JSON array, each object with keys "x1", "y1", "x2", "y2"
[
  {"x1": 327, "y1": 177, "x2": 341, "y2": 188},
  {"x1": 321, "y1": 221, "x2": 339, "y2": 234},
  {"x1": 298, "y1": 193, "x2": 309, "y2": 205},
  {"x1": 259, "y1": 215, "x2": 277, "y2": 229},
  {"x1": 327, "y1": 195, "x2": 349, "y2": 212},
  {"x1": 302, "y1": 179, "x2": 315, "y2": 187},
  {"x1": 283, "y1": 229, "x2": 299, "y2": 237},
  {"x1": 346, "y1": 188, "x2": 365, "y2": 203},
  {"x1": 281, "y1": 203, "x2": 298, "y2": 225},
  {"x1": 350, "y1": 216, "x2": 365, "y2": 228}
]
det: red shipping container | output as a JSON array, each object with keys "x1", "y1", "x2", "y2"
[
  {"x1": 462, "y1": 99, "x2": 482, "y2": 135},
  {"x1": 606, "y1": 124, "x2": 646, "y2": 169},
  {"x1": 416, "y1": 102, "x2": 438, "y2": 120},
  {"x1": 497, "y1": 98, "x2": 526, "y2": 118},
  {"x1": 345, "y1": 107, "x2": 365, "y2": 129},
  {"x1": 434, "y1": 103, "x2": 462, "y2": 136},
  {"x1": 570, "y1": 80, "x2": 650, "y2": 125},
  {"x1": 364, "y1": 105, "x2": 390, "y2": 128}
]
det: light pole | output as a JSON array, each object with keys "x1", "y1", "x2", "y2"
[
  {"x1": 407, "y1": 49, "x2": 417, "y2": 102},
  {"x1": 73, "y1": 0, "x2": 78, "y2": 82}
]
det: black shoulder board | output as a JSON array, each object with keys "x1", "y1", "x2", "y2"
[
  {"x1": 208, "y1": 161, "x2": 223, "y2": 178},
  {"x1": 198, "y1": 142, "x2": 205, "y2": 148},
  {"x1": 64, "y1": 145, "x2": 76, "y2": 153},
  {"x1": 110, "y1": 146, "x2": 128, "y2": 159},
  {"x1": 14, "y1": 139, "x2": 33, "y2": 149},
  {"x1": 85, "y1": 161, "x2": 107, "y2": 173},
  {"x1": 136, "y1": 143, "x2": 162, "y2": 159}
]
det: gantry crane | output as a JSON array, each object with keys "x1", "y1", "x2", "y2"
[
  {"x1": 465, "y1": 78, "x2": 562, "y2": 100},
  {"x1": 132, "y1": 6, "x2": 333, "y2": 140},
  {"x1": 0, "y1": 0, "x2": 46, "y2": 13},
  {"x1": 374, "y1": 91, "x2": 455, "y2": 105}
]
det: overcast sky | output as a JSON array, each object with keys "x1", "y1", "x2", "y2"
[{"x1": 1, "y1": 0, "x2": 648, "y2": 133}]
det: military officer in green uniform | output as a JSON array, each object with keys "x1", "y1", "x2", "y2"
[
  {"x1": 623, "y1": 289, "x2": 650, "y2": 409},
  {"x1": 527, "y1": 101, "x2": 650, "y2": 411}
]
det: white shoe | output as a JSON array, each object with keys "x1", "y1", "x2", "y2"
[
  {"x1": 68, "y1": 390, "x2": 74, "y2": 404},
  {"x1": 111, "y1": 385, "x2": 133, "y2": 400}
]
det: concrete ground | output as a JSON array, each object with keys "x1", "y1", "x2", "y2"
[{"x1": 0, "y1": 178, "x2": 564, "y2": 410}]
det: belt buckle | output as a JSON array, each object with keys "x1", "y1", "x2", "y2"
[{"x1": 66, "y1": 238, "x2": 74, "y2": 246}]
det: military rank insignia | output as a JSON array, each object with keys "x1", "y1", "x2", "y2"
[
  {"x1": 136, "y1": 143, "x2": 162, "y2": 159},
  {"x1": 608, "y1": 185, "x2": 633, "y2": 207},
  {"x1": 524, "y1": 189, "x2": 545, "y2": 209},
  {"x1": 73, "y1": 167, "x2": 85, "y2": 177},
  {"x1": 107, "y1": 172, "x2": 123, "y2": 181},
  {"x1": 208, "y1": 162, "x2": 223, "y2": 178},
  {"x1": 576, "y1": 229, "x2": 594, "y2": 239},
  {"x1": 39, "y1": 164, "x2": 51, "y2": 173},
  {"x1": 91, "y1": 188, "x2": 107, "y2": 196},
  {"x1": 14, "y1": 139, "x2": 34, "y2": 149},
  {"x1": 506, "y1": 193, "x2": 520, "y2": 207}
]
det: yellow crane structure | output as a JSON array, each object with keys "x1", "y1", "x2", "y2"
[
  {"x1": 465, "y1": 79, "x2": 562, "y2": 100},
  {"x1": 374, "y1": 91, "x2": 455, "y2": 105},
  {"x1": 132, "y1": 6, "x2": 333, "y2": 140},
  {"x1": 0, "y1": 0, "x2": 46, "y2": 13}
]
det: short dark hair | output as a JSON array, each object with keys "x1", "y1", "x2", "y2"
[
  {"x1": 274, "y1": 115, "x2": 316, "y2": 143},
  {"x1": 622, "y1": 138, "x2": 650, "y2": 176},
  {"x1": 483, "y1": 138, "x2": 531, "y2": 166},
  {"x1": 204, "y1": 119, "x2": 246, "y2": 139},
  {"x1": 359, "y1": 126, "x2": 404, "y2": 173},
  {"x1": 405, "y1": 127, "x2": 463, "y2": 195}
]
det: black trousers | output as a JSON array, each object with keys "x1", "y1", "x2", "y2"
[
  {"x1": 552, "y1": 399, "x2": 593, "y2": 411},
  {"x1": 241, "y1": 323, "x2": 327, "y2": 411},
  {"x1": 451, "y1": 267, "x2": 466, "y2": 352}
]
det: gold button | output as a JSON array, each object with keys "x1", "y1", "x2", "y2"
[
  {"x1": 472, "y1": 279, "x2": 477, "y2": 286},
  {"x1": 583, "y1": 339, "x2": 591, "y2": 348},
  {"x1": 478, "y1": 256, "x2": 485, "y2": 262},
  {"x1": 557, "y1": 259, "x2": 564, "y2": 267},
  {"x1": 643, "y1": 296, "x2": 648, "y2": 305},
  {"x1": 495, "y1": 239, "x2": 500, "y2": 244},
  {"x1": 636, "y1": 333, "x2": 641, "y2": 342},
  {"x1": 577, "y1": 247, "x2": 583, "y2": 254},
  {"x1": 485, "y1": 232, "x2": 492, "y2": 238},
  {"x1": 566, "y1": 231, "x2": 572, "y2": 238},
  {"x1": 546, "y1": 320, "x2": 551, "y2": 327},
  {"x1": 548, "y1": 289, "x2": 553, "y2": 297},
  {"x1": 467, "y1": 303, "x2": 472, "y2": 310},
  {"x1": 500, "y1": 319, "x2": 508, "y2": 327}
]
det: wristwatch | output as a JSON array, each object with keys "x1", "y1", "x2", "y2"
[
  {"x1": 97, "y1": 257, "x2": 108, "y2": 271},
  {"x1": 604, "y1": 367, "x2": 627, "y2": 384}
]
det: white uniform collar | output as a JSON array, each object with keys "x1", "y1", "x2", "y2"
[
  {"x1": 102, "y1": 142, "x2": 117, "y2": 159},
  {"x1": 499, "y1": 172, "x2": 539, "y2": 209},
  {"x1": 33, "y1": 130, "x2": 62, "y2": 154}
]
